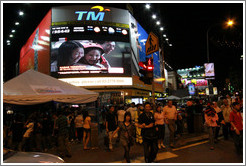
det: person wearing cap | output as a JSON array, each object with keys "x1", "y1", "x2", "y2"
[
  {"x1": 230, "y1": 102, "x2": 243, "y2": 155},
  {"x1": 78, "y1": 43, "x2": 105, "y2": 69}
]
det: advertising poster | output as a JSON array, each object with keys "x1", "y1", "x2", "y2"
[
  {"x1": 188, "y1": 83, "x2": 196, "y2": 95},
  {"x1": 204, "y1": 63, "x2": 215, "y2": 77},
  {"x1": 137, "y1": 23, "x2": 161, "y2": 79}
]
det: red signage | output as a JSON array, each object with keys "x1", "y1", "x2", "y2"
[{"x1": 19, "y1": 10, "x2": 51, "y2": 74}]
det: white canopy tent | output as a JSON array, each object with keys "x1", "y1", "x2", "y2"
[
  {"x1": 3, "y1": 69, "x2": 99, "y2": 105},
  {"x1": 165, "y1": 95, "x2": 181, "y2": 100}
]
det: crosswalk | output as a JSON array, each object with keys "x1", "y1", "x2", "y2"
[{"x1": 113, "y1": 140, "x2": 209, "y2": 163}]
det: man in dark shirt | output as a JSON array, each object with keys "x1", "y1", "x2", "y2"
[
  {"x1": 106, "y1": 106, "x2": 117, "y2": 150},
  {"x1": 138, "y1": 102, "x2": 158, "y2": 163},
  {"x1": 56, "y1": 110, "x2": 71, "y2": 158}
]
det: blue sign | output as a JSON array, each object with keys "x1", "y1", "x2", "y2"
[
  {"x1": 137, "y1": 23, "x2": 161, "y2": 79},
  {"x1": 188, "y1": 83, "x2": 196, "y2": 95}
]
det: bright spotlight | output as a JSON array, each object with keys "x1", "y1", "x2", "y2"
[
  {"x1": 145, "y1": 4, "x2": 150, "y2": 9},
  {"x1": 19, "y1": 11, "x2": 24, "y2": 16}
]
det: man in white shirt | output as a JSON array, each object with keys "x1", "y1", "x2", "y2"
[
  {"x1": 163, "y1": 100, "x2": 177, "y2": 147},
  {"x1": 126, "y1": 102, "x2": 137, "y2": 123},
  {"x1": 221, "y1": 99, "x2": 232, "y2": 140}
]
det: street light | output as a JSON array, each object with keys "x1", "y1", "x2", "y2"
[
  {"x1": 152, "y1": 14, "x2": 157, "y2": 19},
  {"x1": 227, "y1": 20, "x2": 234, "y2": 26},
  {"x1": 206, "y1": 20, "x2": 235, "y2": 62},
  {"x1": 145, "y1": 4, "x2": 150, "y2": 9}
]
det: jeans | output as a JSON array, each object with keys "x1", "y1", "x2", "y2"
[
  {"x1": 143, "y1": 138, "x2": 158, "y2": 163},
  {"x1": 123, "y1": 144, "x2": 131, "y2": 162},
  {"x1": 57, "y1": 135, "x2": 71, "y2": 157},
  {"x1": 76, "y1": 127, "x2": 83, "y2": 142},
  {"x1": 215, "y1": 126, "x2": 220, "y2": 140},
  {"x1": 223, "y1": 122, "x2": 232, "y2": 140},
  {"x1": 208, "y1": 127, "x2": 216, "y2": 147},
  {"x1": 233, "y1": 130, "x2": 243, "y2": 154},
  {"x1": 108, "y1": 131, "x2": 114, "y2": 150},
  {"x1": 167, "y1": 119, "x2": 176, "y2": 145}
]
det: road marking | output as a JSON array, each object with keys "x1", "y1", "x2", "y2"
[
  {"x1": 113, "y1": 151, "x2": 178, "y2": 163},
  {"x1": 172, "y1": 140, "x2": 209, "y2": 151}
]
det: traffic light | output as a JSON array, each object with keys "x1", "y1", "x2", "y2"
[{"x1": 138, "y1": 57, "x2": 154, "y2": 85}]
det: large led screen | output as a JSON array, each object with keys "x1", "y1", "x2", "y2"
[{"x1": 50, "y1": 25, "x2": 131, "y2": 76}]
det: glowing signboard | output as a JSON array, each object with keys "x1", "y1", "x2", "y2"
[
  {"x1": 75, "y1": 6, "x2": 110, "y2": 21},
  {"x1": 59, "y1": 77, "x2": 132, "y2": 86}
]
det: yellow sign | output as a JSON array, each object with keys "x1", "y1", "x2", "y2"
[{"x1": 146, "y1": 32, "x2": 159, "y2": 55}]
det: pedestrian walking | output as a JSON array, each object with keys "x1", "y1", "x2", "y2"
[
  {"x1": 185, "y1": 100, "x2": 195, "y2": 133},
  {"x1": 204, "y1": 104, "x2": 218, "y2": 150},
  {"x1": 83, "y1": 111, "x2": 91, "y2": 150},
  {"x1": 135, "y1": 104, "x2": 144, "y2": 144},
  {"x1": 20, "y1": 118, "x2": 34, "y2": 151},
  {"x1": 212, "y1": 101, "x2": 224, "y2": 142},
  {"x1": 10, "y1": 114, "x2": 24, "y2": 151},
  {"x1": 230, "y1": 102, "x2": 243, "y2": 155},
  {"x1": 126, "y1": 102, "x2": 137, "y2": 123},
  {"x1": 106, "y1": 106, "x2": 118, "y2": 151},
  {"x1": 138, "y1": 102, "x2": 158, "y2": 163},
  {"x1": 74, "y1": 111, "x2": 84, "y2": 143},
  {"x1": 111, "y1": 112, "x2": 136, "y2": 163},
  {"x1": 56, "y1": 110, "x2": 71, "y2": 158},
  {"x1": 221, "y1": 99, "x2": 232, "y2": 140},
  {"x1": 163, "y1": 100, "x2": 178, "y2": 147},
  {"x1": 154, "y1": 105, "x2": 166, "y2": 149},
  {"x1": 41, "y1": 113, "x2": 52, "y2": 152}
]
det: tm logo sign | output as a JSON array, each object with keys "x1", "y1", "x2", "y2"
[{"x1": 75, "y1": 6, "x2": 110, "y2": 21}]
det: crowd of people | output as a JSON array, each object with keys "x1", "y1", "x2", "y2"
[{"x1": 3, "y1": 94, "x2": 243, "y2": 163}]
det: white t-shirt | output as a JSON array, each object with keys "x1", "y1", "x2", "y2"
[
  {"x1": 163, "y1": 105, "x2": 177, "y2": 120},
  {"x1": 126, "y1": 107, "x2": 137, "y2": 121},
  {"x1": 117, "y1": 110, "x2": 125, "y2": 122},
  {"x1": 75, "y1": 115, "x2": 83, "y2": 128}
]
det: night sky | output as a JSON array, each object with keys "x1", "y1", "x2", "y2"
[{"x1": 3, "y1": 2, "x2": 244, "y2": 90}]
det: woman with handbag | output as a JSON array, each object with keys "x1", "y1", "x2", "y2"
[{"x1": 111, "y1": 111, "x2": 135, "y2": 163}]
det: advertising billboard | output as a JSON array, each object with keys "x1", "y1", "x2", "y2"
[
  {"x1": 137, "y1": 23, "x2": 161, "y2": 79},
  {"x1": 52, "y1": 5, "x2": 130, "y2": 26},
  {"x1": 19, "y1": 10, "x2": 51, "y2": 74},
  {"x1": 50, "y1": 25, "x2": 131, "y2": 76},
  {"x1": 188, "y1": 83, "x2": 196, "y2": 95},
  {"x1": 204, "y1": 63, "x2": 215, "y2": 77}
]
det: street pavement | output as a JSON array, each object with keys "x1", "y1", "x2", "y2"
[{"x1": 47, "y1": 127, "x2": 243, "y2": 163}]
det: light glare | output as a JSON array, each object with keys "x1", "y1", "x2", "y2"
[
  {"x1": 145, "y1": 4, "x2": 150, "y2": 9},
  {"x1": 152, "y1": 14, "x2": 156, "y2": 19},
  {"x1": 19, "y1": 11, "x2": 24, "y2": 16},
  {"x1": 15, "y1": 22, "x2": 19, "y2": 25}
]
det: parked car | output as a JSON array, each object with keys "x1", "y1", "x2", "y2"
[{"x1": 3, "y1": 148, "x2": 64, "y2": 163}]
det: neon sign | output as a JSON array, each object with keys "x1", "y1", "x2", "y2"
[{"x1": 75, "y1": 6, "x2": 110, "y2": 21}]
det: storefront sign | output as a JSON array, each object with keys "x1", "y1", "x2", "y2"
[
  {"x1": 59, "y1": 77, "x2": 132, "y2": 86},
  {"x1": 75, "y1": 6, "x2": 110, "y2": 21}
]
